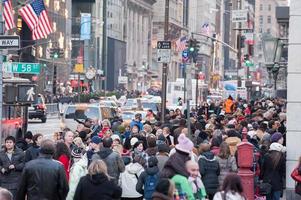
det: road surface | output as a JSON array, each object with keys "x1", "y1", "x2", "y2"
[{"x1": 28, "y1": 117, "x2": 62, "y2": 139}]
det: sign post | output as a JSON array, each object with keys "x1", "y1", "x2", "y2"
[{"x1": 157, "y1": 41, "x2": 171, "y2": 63}]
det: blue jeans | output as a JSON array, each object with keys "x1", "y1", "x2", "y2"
[{"x1": 271, "y1": 191, "x2": 281, "y2": 200}]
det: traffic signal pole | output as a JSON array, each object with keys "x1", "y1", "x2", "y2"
[
  {"x1": 0, "y1": 6, "x2": 3, "y2": 141},
  {"x1": 160, "y1": 0, "x2": 169, "y2": 123}
]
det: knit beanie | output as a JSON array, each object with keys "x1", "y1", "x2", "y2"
[{"x1": 175, "y1": 134, "x2": 193, "y2": 154}]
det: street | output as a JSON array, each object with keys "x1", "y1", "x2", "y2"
[{"x1": 28, "y1": 117, "x2": 61, "y2": 139}]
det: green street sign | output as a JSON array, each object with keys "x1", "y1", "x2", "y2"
[{"x1": 3, "y1": 62, "x2": 41, "y2": 74}]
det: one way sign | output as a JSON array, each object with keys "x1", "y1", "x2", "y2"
[{"x1": 0, "y1": 36, "x2": 20, "y2": 49}]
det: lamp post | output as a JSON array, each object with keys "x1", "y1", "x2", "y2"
[{"x1": 262, "y1": 34, "x2": 284, "y2": 97}]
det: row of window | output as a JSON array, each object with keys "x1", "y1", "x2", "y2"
[
  {"x1": 259, "y1": 15, "x2": 272, "y2": 24},
  {"x1": 260, "y1": 4, "x2": 272, "y2": 11}
]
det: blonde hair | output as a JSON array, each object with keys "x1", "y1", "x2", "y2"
[
  {"x1": 88, "y1": 160, "x2": 111, "y2": 180},
  {"x1": 73, "y1": 137, "x2": 85, "y2": 149}
]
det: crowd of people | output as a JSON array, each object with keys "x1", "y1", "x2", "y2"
[{"x1": 0, "y1": 96, "x2": 297, "y2": 200}]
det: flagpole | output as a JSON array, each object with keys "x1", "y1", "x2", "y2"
[{"x1": 0, "y1": 3, "x2": 4, "y2": 143}]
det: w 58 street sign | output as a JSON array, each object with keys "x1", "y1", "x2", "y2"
[{"x1": 3, "y1": 62, "x2": 41, "y2": 74}]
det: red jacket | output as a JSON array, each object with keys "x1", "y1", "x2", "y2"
[
  {"x1": 99, "y1": 127, "x2": 110, "y2": 138},
  {"x1": 58, "y1": 154, "x2": 70, "y2": 182}
]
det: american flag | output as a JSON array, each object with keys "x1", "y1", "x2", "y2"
[
  {"x1": 3, "y1": 0, "x2": 15, "y2": 30},
  {"x1": 201, "y1": 22, "x2": 210, "y2": 36},
  {"x1": 175, "y1": 36, "x2": 188, "y2": 52},
  {"x1": 19, "y1": 0, "x2": 52, "y2": 40}
]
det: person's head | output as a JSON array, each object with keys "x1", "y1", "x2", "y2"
[
  {"x1": 40, "y1": 139, "x2": 56, "y2": 156},
  {"x1": 186, "y1": 160, "x2": 199, "y2": 178},
  {"x1": 102, "y1": 119, "x2": 111, "y2": 128},
  {"x1": 111, "y1": 134, "x2": 121, "y2": 146},
  {"x1": 135, "y1": 113, "x2": 142, "y2": 121},
  {"x1": 221, "y1": 174, "x2": 244, "y2": 195},
  {"x1": 175, "y1": 134, "x2": 194, "y2": 154},
  {"x1": 154, "y1": 179, "x2": 175, "y2": 198},
  {"x1": 218, "y1": 142, "x2": 231, "y2": 159},
  {"x1": 162, "y1": 127, "x2": 170, "y2": 136},
  {"x1": 103, "y1": 129, "x2": 113, "y2": 138},
  {"x1": 143, "y1": 124, "x2": 153, "y2": 134},
  {"x1": 24, "y1": 131, "x2": 33, "y2": 144},
  {"x1": 71, "y1": 147, "x2": 83, "y2": 162},
  {"x1": 102, "y1": 137, "x2": 113, "y2": 148},
  {"x1": 147, "y1": 134, "x2": 157, "y2": 148},
  {"x1": 0, "y1": 187, "x2": 13, "y2": 200},
  {"x1": 169, "y1": 110, "x2": 175, "y2": 116},
  {"x1": 33, "y1": 134, "x2": 43, "y2": 146},
  {"x1": 54, "y1": 141, "x2": 71, "y2": 160},
  {"x1": 84, "y1": 118, "x2": 93, "y2": 128},
  {"x1": 73, "y1": 137, "x2": 85, "y2": 149},
  {"x1": 179, "y1": 118, "x2": 186, "y2": 126},
  {"x1": 63, "y1": 131, "x2": 74, "y2": 146},
  {"x1": 90, "y1": 136, "x2": 102, "y2": 150},
  {"x1": 5, "y1": 136, "x2": 15, "y2": 151},
  {"x1": 88, "y1": 160, "x2": 110, "y2": 179},
  {"x1": 131, "y1": 125, "x2": 139, "y2": 134},
  {"x1": 133, "y1": 141, "x2": 144, "y2": 152},
  {"x1": 147, "y1": 109, "x2": 153, "y2": 116},
  {"x1": 270, "y1": 132, "x2": 284, "y2": 145}
]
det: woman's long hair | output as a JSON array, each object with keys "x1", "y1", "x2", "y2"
[
  {"x1": 221, "y1": 173, "x2": 245, "y2": 199},
  {"x1": 218, "y1": 142, "x2": 231, "y2": 159},
  {"x1": 270, "y1": 150, "x2": 283, "y2": 170},
  {"x1": 54, "y1": 142, "x2": 71, "y2": 160},
  {"x1": 88, "y1": 160, "x2": 112, "y2": 180}
]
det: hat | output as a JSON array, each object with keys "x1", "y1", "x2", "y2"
[
  {"x1": 130, "y1": 137, "x2": 139, "y2": 147},
  {"x1": 270, "y1": 132, "x2": 283, "y2": 143},
  {"x1": 71, "y1": 147, "x2": 82, "y2": 158},
  {"x1": 269, "y1": 142, "x2": 286, "y2": 152},
  {"x1": 148, "y1": 156, "x2": 158, "y2": 167},
  {"x1": 91, "y1": 136, "x2": 102, "y2": 144},
  {"x1": 111, "y1": 134, "x2": 120, "y2": 141},
  {"x1": 175, "y1": 134, "x2": 193, "y2": 154},
  {"x1": 157, "y1": 143, "x2": 170, "y2": 153}
]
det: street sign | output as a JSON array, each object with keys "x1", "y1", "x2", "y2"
[
  {"x1": 0, "y1": 36, "x2": 20, "y2": 49},
  {"x1": 74, "y1": 64, "x2": 84, "y2": 73},
  {"x1": 17, "y1": 84, "x2": 37, "y2": 103},
  {"x1": 182, "y1": 50, "x2": 189, "y2": 62},
  {"x1": 232, "y1": 10, "x2": 248, "y2": 22},
  {"x1": 157, "y1": 41, "x2": 171, "y2": 63},
  {"x1": 3, "y1": 62, "x2": 41, "y2": 74},
  {"x1": 118, "y1": 76, "x2": 128, "y2": 84}
]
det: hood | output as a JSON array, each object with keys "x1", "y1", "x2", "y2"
[
  {"x1": 98, "y1": 148, "x2": 113, "y2": 159},
  {"x1": 146, "y1": 166, "x2": 159, "y2": 175},
  {"x1": 127, "y1": 163, "x2": 144, "y2": 174},
  {"x1": 88, "y1": 173, "x2": 108, "y2": 185},
  {"x1": 200, "y1": 151, "x2": 216, "y2": 161}
]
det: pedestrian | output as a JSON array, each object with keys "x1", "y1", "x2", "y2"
[
  {"x1": 120, "y1": 155, "x2": 144, "y2": 200},
  {"x1": 92, "y1": 137, "x2": 125, "y2": 184},
  {"x1": 0, "y1": 187, "x2": 13, "y2": 200},
  {"x1": 63, "y1": 130, "x2": 75, "y2": 150},
  {"x1": 162, "y1": 127, "x2": 174, "y2": 147},
  {"x1": 152, "y1": 179, "x2": 175, "y2": 200},
  {"x1": 86, "y1": 136, "x2": 102, "y2": 166},
  {"x1": 54, "y1": 141, "x2": 71, "y2": 182},
  {"x1": 130, "y1": 113, "x2": 143, "y2": 131},
  {"x1": 17, "y1": 139, "x2": 69, "y2": 200},
  {"x1": 156, "y1": 140, "x2": 170, "y2": 172},
  {"x1": 136, "y1": 157, "x2": 160, "y2": 200},
  {"x1": 290, "y1": 156, "x2": 301, "y2": 199},
  {"x1": 99, "y1": 119, "x2": 111, "y2": 138},
  {"x1": 198, "y1": 142, "x2": 220, "y2": 200},
  {"x1": 216, "y1": 142, "x2": 237, "y2": 186},
  {"x1": 24, "y1": 133, "x2": 43, "y2": 162},
  {"x1": 260, "y1": 142, "x2": 286, "y2": 200},
  {"x1": 0, "y1": 136, "x2": 25, "y2": 199},
  {"x1": 73, "y1": 159, "x2": 122, "y2": 200},
  {"x1": 213, "y1": 173, "x2": 246, "y2": 200}
]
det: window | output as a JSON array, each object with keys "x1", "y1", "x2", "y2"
[
  {"x1": 267, "y1": 28, "x2": 271, "y2": 34},
  {"x1": 267, "y1": 16, "x2": 271, "y2": 23},
  {"x1": 259, "y1": 15, "x2": 263, "y2": 24},
  {"x1": 260, "y1": 4, "x2": 263, "y2": 11},
  {"x1": 268, "y1": 4, "x2": 271, "y2": 11},
  {"x1": 259, "y1": 28, "x2": 263, "y2": 33}
]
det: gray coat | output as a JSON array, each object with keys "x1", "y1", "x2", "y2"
[
  {"x1": 92, "y1": 148, "x2": 125, "y2": 184},
  {"x1": 216, "y1": 156, "x2": 237, "y2": 186},
  {"x1": 0, "y1": 147, "x2": 25, "y2": 190}
]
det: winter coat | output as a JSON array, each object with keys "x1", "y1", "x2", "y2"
[
  {"x1": 120, "y1": 162, "x2": 144, "y2": 198},
  {"x1": 216, "y1": 156, "x2": 237, "y2": 186},
  {"x1": 74, "y1": 173, "x2": 122, "y2": 200},
  {"x1": 156, "y1": 153, "x2": 169, "y2": 172},
  {"x1": 92, "y1": 147, "x2": 125, "y2": 184},
  {"x1": 160, "y1": 150, "x2": 190, "y2": 178},
  {"x1": 211, "y1": 147, "x2": 220, "y2": 156},
  {"x1": 24, "y1": 145, "x2": 40, "y2": 162},
  {"x1": 136, "y1": 165, "x2": 160, "y2": 195},
  {"x1": 198, "y1": 151, "x2": 220, "y2": 196},
  {"x1": 16, "y1": 154, "x2": 69, "y2": 200},
  {"x1": 152, "y1": 192, "x2": 172, "y2": 200},
  {"x1": 171, "y1": 174, "x2": 195, "y2": 200},
  {"x1": 213, "y1": 191, "x2": 246, "y2": 200},
  {"x1": 66, "y1": 155, "x2": 88, "y2": 200},
  {"x1": 58, "y1": 154, "x2": 70, "y2": 181},
  {"x1": 130, "y1": 120, "x2": 144, "y2": 131},
  {"x1": 260, "y1": 150, "x2": 286, "y2": 192},
  {"x1": 0, "y1": 147, "x2": 25, "y2": 190}
]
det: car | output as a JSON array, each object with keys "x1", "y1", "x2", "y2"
[
  {"x1": 61, "y1": 104, "x2": 116, "y2": 131},
  {"x1": 141, "y1": 101, "x2": 160, "y2": 115},
  {"x1": 28, "y1": 95, "x2": 47, "y2": 123},
  {"x1": 122, "y1": 98, "x2": 142, "y2": 110}
]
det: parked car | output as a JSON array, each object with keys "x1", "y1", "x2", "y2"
[{"x1": 28, "y1": 94, "x2": 47, "y2": 123}]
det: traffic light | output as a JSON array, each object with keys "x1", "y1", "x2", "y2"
[
  {"x1": 50, "y1": 48, "x2": 64, "y2": 59},
  {"x1": 186, "y1": 38, "x2": 200, "y2": 63},
  {"x1": 243, "y1": 54, "x2": 249, "y2": 61}
]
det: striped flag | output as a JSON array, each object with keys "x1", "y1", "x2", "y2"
[
  {"x1": 175, "y1": 36, "x2": 188, "y2": 52},
  {"x1": 3, "y1": 0, "x2": 15, "y2": 30},
  {"x1": 201, "y1": 22, "x2": 210, "y2": 36},
  {"x1": 19, "y1": 0, "x2": 52, "y2": 40}
]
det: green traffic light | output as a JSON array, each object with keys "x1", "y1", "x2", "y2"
[
  {"x1": 54, "y1": 53, "x2": 59, "y2": 59},
  {"x1": 189, "y1": 47, "x2": 195, "y2": 52}
]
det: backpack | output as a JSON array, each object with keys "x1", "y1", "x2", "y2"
[{"x1": 144, "y1": 174, "x2": 159, "y2": 199}]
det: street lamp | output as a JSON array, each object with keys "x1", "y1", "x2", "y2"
[{"x1": 262, "y1": 34, "x2": 284, "y2": 96}]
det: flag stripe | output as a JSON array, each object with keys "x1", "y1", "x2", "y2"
[
  {"x1": 3, "y1": 0, "x2": 16, "y2": 30},
  {"x1": 176, "y1": 36, "x2": 187, "y2": 52}
]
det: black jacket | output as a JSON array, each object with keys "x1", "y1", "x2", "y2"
[
  {"x1": 260, "y1": 150, "x2": 286, "y2": 191},
  {"x1": 0, "y1": 147, "x2": 25, "y2": 190},
  {"x1": 16, "y1": 154, "x2": 69, "y2": 200},
  {"x1": 136, "y1": 165, "x2": 160, "y2": 195},
  {"x1": 198, "y1": 151, "x2": 220, "y2": 195},
  {"x1": 74, "y1": 173, "x2": 122, "y2": 200},
  {"x1": 24, "y1": 145, "x2": 40, "y2": 162}
]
